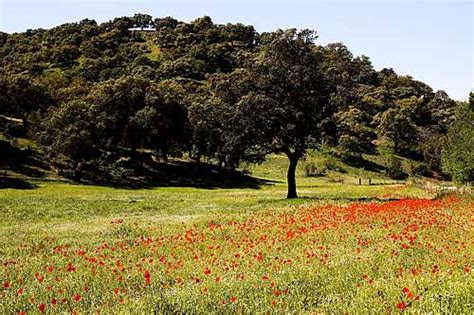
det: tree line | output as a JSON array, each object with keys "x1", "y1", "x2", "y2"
[{"x1": 0, "y1": 14, "x2": 472, "y2": 197}]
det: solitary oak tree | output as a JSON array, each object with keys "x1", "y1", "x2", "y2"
[{"x1": 245, "y1": 29, "x2": 330, "y2": 198}]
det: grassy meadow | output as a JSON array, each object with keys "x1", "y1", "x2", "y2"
[{"x1": 1, "y1": 155, "x2": 472, "y2": 313}]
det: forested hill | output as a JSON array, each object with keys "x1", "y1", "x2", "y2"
[{"x1": 0, "y1": 14, "x2": 471, "y2": 191}]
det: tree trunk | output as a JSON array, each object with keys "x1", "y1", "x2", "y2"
[{"x1": 286, "y1": 156, "x2": 299, "y2": 199}]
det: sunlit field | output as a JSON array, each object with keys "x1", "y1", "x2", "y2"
[
  {"x1": 1, "y1": 157, "x2": 472, "y2": 313},
  {"x1": 1, "y1": 2, "x2": 473, "y2": 313}
]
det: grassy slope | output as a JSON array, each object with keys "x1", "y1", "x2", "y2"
[
  {"x1": 0, "y1": 154, "x2": 428, "y2": 225},
  {"x1": 2, "y1": 155, "x2": 473, "y2": 314},
  {"x1": 0, "y1": 154, "x2": 429, "y2": 251}
]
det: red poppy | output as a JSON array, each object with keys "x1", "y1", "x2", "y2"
[
  {"x1": 34, "y1": 272, "x2": 44, "y2": 284},
  {"x1": 38, "y1": 303, "x2": 45, "y2": 313},
  {"x1": 51, "y1": 298, "x2": 57, "y2": 305},
  {"x1": 396, "y1": 302, "x2": 406, "y2": 310},
  {"x1": 144, "y1": 270, "x2": 151, "y2": 284},
  {"x1": 204, "y1": 267, "x2": 211, "y2": 275},
  {"x1": 230, "y1": 296, "x2": 237, "y2": 302},
  {"x1": 73, "y1": 294, "x2": 81, "y2": 302}
]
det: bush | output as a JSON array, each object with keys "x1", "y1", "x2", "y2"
[
  {"x1": 409, "y1": 162, "x2": 429, "y2": 177},
  {"x1": 304, "y1": 156, "x2": 345, "y2": 177},
  {"x1": 385, "y1": 156, "x2": 406, "y2": 180},
  {"x1": 304, "y1": 161, "x2": 326, "y2": 177}
]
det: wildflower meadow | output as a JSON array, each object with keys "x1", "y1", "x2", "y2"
[{"x1": 2, "y1": 194, "x2": 472, "y2": 313}]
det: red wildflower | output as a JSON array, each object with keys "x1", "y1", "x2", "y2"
[
  {"x1": 73, "y1": 294, "x2": 81, "y2": 302},
  {"x1": 230, "y1": 296, "x2": 237, "y2": 302},
  {"x1": 262, "y1": 274, "x2": 269, "y2": 281},
  {"x1": 34, "y1": 272, "x2": 44, "y2": 284},
  {"x1": 144, "y1": 270, "x2": 151, "y2": 284},
  {"x1": 3, "y1": 281, "x2": 10, "y2": 289},
  {"x1": 402, "y1": 287, "x2": 409, "y2": 293},
  {"x1": 396, "y1": 302, "x2": 406, "y2": 310},
  {"x1": 17, "y1": 288, "x2": 24, "y2": 295},
  {"x1": 204, "y1": 267, "x2": 211, "y2": 275},
  {"x1": 18, "y1": 312, "x2": 26, "y2": 315},
  {"x1": 51, "y1": 298, "x2": 57, "y2": 305},
  {"x1": 67, "y1": 263, "x2": 76, "y2": 272},
  {"x1": 38, "y1": 303, "x2": 45, "y2": 313}
]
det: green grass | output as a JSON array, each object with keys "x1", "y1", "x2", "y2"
[
  {"x1": 0, "y1": 155, "x2": 428, "y2": 226},
  {"x1": 4, "y1": 155, "x2": 463, "y2": 314},
  {"x1": 0, "y1": 154, "x2": 429, "y2": 260}
]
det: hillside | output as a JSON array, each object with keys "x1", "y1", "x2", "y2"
[
  {"x1": 1, "y1": 10, "x2": 473, "y2": 315},
  {"x1": 0, "y1": 14, "x2": 470, "y2": 195}
]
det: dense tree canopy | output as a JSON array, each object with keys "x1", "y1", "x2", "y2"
[
  {"x1": 0, "y1": 14, "x2": 463, "y2": 194},
  {"x1": 441, "y1": 93, "x2": 474, "y2": 183}
]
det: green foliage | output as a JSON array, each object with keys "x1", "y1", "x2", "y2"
[
  {"x1": 441, "y1": 95, "x2": 474, "y2": 183},
  {"x1": 385, "y1": 155, "x2": 406, "y2": 180},
  {"x1": 0, "y1": 14, "x2": 459, "y2": 187},
  {"x1": 304, "y1": 161, "x2": 326, "y2": 177},
  {"x1": 334, "y1": 106, "x2": 375, "y2": 154},
  {"x1": 377, "y1": 139, "x2": 406, "y2": 179},
  {"x1": 304, "y1": 154, "x2": 345, "y2": 177},
  {"x1": 241, "y1": 29, "x2": 331, "y2": 197}
]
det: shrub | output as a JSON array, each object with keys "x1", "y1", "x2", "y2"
[
  {"x1": 304, "y1": 160, "x2": 326, "y2": 177},
  {"x1": 304, "y1": 156, "x2": 345, "y2": 177},
  {"x1": 385, "y1": 156, "x2": 406, "y2": 180}
]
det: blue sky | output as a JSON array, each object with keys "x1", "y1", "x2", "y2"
[{"x1": 0, "y1": 0, "x2": 472, "y2": 100}]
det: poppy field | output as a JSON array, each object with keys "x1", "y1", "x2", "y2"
[{"x1": 1, "y1": 190, "x2": 473, "y2": 313}]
